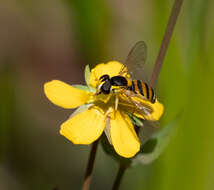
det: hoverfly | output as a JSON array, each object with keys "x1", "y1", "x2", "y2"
[{"x1": 96, "y1": 41, "x2": 159, "y2": 121}]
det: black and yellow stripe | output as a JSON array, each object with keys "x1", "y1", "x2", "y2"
[{"x1": 128, "y1": 80, "x2": 155, "y2": 103}]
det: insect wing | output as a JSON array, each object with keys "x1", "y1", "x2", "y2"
[
  {"x1": 124, "y1": 41, "x2": 147, "y2": 80},
  {"x1": 121, "y1": 90, "x2": 155, "y2": 120}
]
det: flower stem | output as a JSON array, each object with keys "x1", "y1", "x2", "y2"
[
  {"x1": 150, "y1": 0, "x2": 183, "y2": 88},
  {"x1": 111, "y1": 164, "x2": 128, "y2": 190},
  {"x1": 82, "y1": 140, "x2": 99, "y2": 190}
]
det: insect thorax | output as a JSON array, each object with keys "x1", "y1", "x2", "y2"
[{"x1": 110, "y1": 76, "x2": 128, "y2": 87}]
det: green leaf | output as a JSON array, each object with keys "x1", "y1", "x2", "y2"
[
  {"x1": 131, "y1": 117, "x2": 179, "y2": 166},
  {"x1": 84, "y1": 64, "x2": 91, "y2": 86}
]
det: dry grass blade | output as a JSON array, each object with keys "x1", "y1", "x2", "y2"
[{"x1": 150, "y1": 0, "x2": 183, "y2": 88}]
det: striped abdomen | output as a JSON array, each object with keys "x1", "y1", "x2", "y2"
[{"x1": 128, "y1": 80, "x2": 156, "y2": 103}]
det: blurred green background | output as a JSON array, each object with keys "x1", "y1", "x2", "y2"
[{"x1": 1, "y1": 0, "x2": 214, "y2": 189}]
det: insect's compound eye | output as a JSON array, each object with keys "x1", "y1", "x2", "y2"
[
  {"x1": 101, "y1": 80, "x2": 111, "y2": 94},
  {"x1": 99, "y1": 74, "x2": 110, "y2": 82}
]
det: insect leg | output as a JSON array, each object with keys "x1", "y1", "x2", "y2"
[
  {"x1": 115, "y1": 95, "x2": 119, "y2": 111},
  {"x1": 118, "y1": 65, "x2": 126, "y2": 75}
]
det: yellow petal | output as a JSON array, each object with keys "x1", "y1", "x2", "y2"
[
  {"x1": 60, "y1": 106, "x2": 105, "y2": 144},
  {"x1": 149, "y1": 100, "x2": 164, "y2": 120},
  {"x1": 110, "y1": 111, "x2": 140, "y2": 158},
  {"x1": 90, "y1": 61, "x2": 127, "y2": 88},
  {"x1": 44, "y1": 80, "x2": 92, "y2": 109}
]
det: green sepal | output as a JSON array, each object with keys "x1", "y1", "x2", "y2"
[
  {"x1": 73, "y1": 84, "x2": 96, "y2": 93},
  {"x1": 127, "y1": 112, "x2": 143, "y2": 127},
  {"x1": 83, "y1": 64, "x2": 97, "y2": 92},
  {"x1": 69, "y1": 104, "x2": 93, "y2": 118},
  {"x1": 131, "y1": 116, "x2": 179, "y2": 166},
  {"x1": 84, "y1": 64, "x2": 91, "y2": 86}
]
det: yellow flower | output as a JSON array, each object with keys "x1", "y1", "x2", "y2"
[{"x1": 44, "y1": 61, "x2": 163, "y2": 158}]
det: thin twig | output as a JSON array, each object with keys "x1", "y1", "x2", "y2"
[
  {"x1": 150, "y1": 0, "x2": 183, "y2": 88},
  {"x1": 112, "y1": 164, "x2": 128, "y2": 190},
  {"x1": 82, "y1": 140, "x2": 99, "y2": 190},
  {"x1": 111, "y1": 0, "x2": 183, "y2": 189}
]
